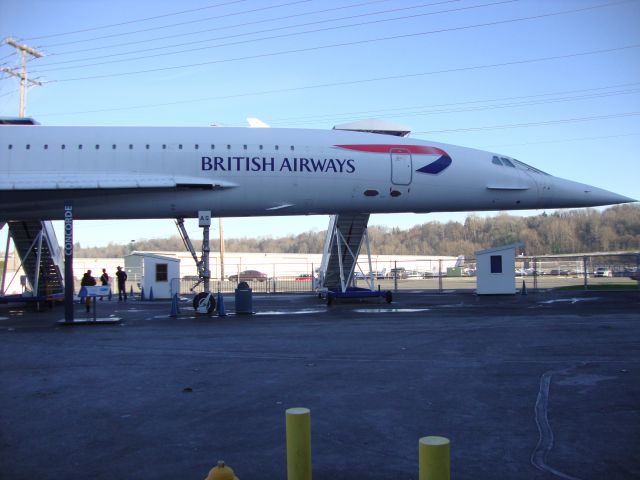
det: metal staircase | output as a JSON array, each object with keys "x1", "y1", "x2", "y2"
[
  {"x1": 317, "y1": 213, "x2": 374, "y2": 293},
  {"x1": 5, "y1": 221, "x2": 64, "y2": 297}
]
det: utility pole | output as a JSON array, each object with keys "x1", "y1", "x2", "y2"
[
  {"x1": 2, "y1": 37, "x2": 44, "y2": 117},
  {"x1": 219, "y1": 218, "x2": 225, "y2": 280}
]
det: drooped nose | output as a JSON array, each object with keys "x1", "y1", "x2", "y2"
[{"x1": 546, "y1": 176, "x2": 636, "y2": 208}]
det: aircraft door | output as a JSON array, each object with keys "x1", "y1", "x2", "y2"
[{"x1": 390, "y1": 149, "x2": 412, "y2": 185}]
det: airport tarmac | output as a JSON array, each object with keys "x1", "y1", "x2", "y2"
[{"x1": 1, "y1": 290, "x2": 639, "y2": 480}]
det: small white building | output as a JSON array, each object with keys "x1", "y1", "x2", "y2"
[
  {"x1": 124, "y1": 253, "x2": 180, "y2": 299},
  {"x1": 475, "y1": 243, "x2": 523, "y2": 295}
]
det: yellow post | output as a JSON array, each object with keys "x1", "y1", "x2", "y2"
[
  {"x1": 286, "y1": 407, "x2": 312, "y2": 480},
  {"x1": 419, "y1": 436, "x2": 450, "y2": 480}
]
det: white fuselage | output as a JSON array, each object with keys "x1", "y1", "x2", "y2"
[{"x1": 0, "y1": 125, "x2": 633, "y2": 221}]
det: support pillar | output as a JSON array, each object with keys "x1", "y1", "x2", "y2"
[
  {"x1": 64, "y1": 205, "x2": 74, "y2": 322},
  {"x1": 1, "y1": 232, "x2": 10, "y2": 296},
  {"x1": 199, "y1": 211, "x2": 211, "y2": 293}
]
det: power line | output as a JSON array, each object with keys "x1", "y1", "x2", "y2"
[
  {"x1": 267, "y1": 85, "x2": 640, "y2": 125},
  {"x1": 23, "y1": 0, "x2": 250, "y2": 40},
  {"x1": 44, "y1": 0, "x2": 395, "y2": 56},
  {"x1": 482, "y1": 132, "x2": 640, "y2": 148},
  {"x1": 37, "y1": 0, "x2": 633, "y2": 81},
  {"x1": 414, "y1": 112, "x2": 640, "y2": 134},
  {"x1": 37, "y1": 0, "x2": 313, "y2": 48},
  {"x1": 33, "y1": 45, "x2": 640, "y2": 117},
  {"x1": 40, "y1": 0, "x2": 465, "y2": 66}
]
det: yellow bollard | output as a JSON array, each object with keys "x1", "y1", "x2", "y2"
[
  {"x1": 286, "y1": 407, "x2": 312, "y2": 480},
  {"x1": 204, "y1": 460, "x2": 239, "y2": 480},
  {"x1": 419, "y1": 436, "x2": 450, "y2": 480}
]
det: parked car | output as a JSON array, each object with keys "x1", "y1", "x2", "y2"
[
  {"x1": 593, "y1": 267, "x2": 613, "y2": 278},
  {"x1": 295, "y1": 274, "x2": 313, "y2": 281},
  {"x1": 228, "y1": 270, "x2": 268, "y2": 282}
]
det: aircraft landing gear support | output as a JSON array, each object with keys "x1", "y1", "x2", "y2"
[
  {"x1": 317, "y1": 214, "x2": 393, "y2": 305},
  {"x1": 176, "y1": 211, "x2": 216, "y2": 315}
]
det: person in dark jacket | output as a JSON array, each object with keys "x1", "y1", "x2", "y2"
[
  {"x1": 115, "y1": 266, "x2": 128, "y2": 301},
  {"x1": 80, "y1": 270, "x2": 96, "y2": 312},
  {"x1": 99, "y1": 268, "x2": 109, "y2": 301}
]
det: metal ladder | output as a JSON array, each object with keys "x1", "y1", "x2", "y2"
[
  {"x1": 3, "y1": 221, "x2": 64, "y2": 297},
  {"x1": 317, "y1": 213, "x2": 374, "y2": 293}
]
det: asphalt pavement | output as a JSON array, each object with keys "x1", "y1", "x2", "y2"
[{"x1": 1, "y1": 289, "x2": 639, "y2": 479}]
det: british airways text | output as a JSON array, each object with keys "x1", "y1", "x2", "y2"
[{"x1": 201, "y1": 156, "x2": 355, "y2": 174}]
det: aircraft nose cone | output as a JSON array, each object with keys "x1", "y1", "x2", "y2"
[{"x1": 550, "y1": 177, "x2": 636, "y2": 208}]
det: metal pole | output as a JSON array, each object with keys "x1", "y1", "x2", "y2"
[
  {"x1": 202, "y1": 224, "x2": 210, "y2": 293},
  {"x1": 438, "y1": 259, "x2": 443, "y2": 293},
  {"x1": 583, "y1": 256, "x2": 588, "y2": 290},
  {"x1": 394, "y1": 260, "x2": 398, "y2": 293},
  {"x1": 33, "y1": 228, "x2": 43, "y2": 296},
  {"x1": 1, "y1": 232, "x2": 10, "y2": 295},
  {"x1": 219, "y1": 217, "x2": 225, "y2": 281}
]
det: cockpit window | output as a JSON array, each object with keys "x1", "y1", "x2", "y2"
[
  {"x1": 512, "y1": 159, "x2": 549, "y2": 175},
  {"x1": 492, "y1": 156, "x2": 503, "y2": 165},
  {"x1": 501, "y1": 157, "x2": 516, "y2": 168}
]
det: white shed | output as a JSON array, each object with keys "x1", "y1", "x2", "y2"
[
  {"x1": 475, "y1": 243, "x2": 523, "y2": 295},
  {"x1": 124, "y1": 253, "x2": 180, "y2": 299}
]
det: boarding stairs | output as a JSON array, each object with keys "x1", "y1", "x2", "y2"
[
  {"x1": 4, "y1": 221, "x2": 64, "y2": 297},
  {"x1": 317, "y1": 213, "x2": 375, "y2": 293}
]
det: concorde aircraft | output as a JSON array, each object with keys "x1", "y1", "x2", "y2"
[
  {"x1": 0, "y1": 118, "x2": 633, "y2": 220},
  {"x1": 0, "y1": 117, "x2": 634, "y2": 314}
]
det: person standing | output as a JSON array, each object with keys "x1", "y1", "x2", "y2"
[
  {"x1": 80, "y1": 270, "x2": 96, "y2": 313},
  {"x1": 99, "y1": 268, "x2": 109, "y2": 301},
  {"x1": 115, "y1": 266, "x2": 128, "y2": 301}
]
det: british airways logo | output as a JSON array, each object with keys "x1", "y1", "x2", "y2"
[{"x1": 335, "y1": 144, "x2": 452, "y2": 175}]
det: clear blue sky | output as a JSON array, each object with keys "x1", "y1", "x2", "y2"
[{"x1": 1, "y1": 0, "x2": 638, "y2": 247}]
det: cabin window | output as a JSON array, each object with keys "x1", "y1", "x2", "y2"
[
  {"x1": 195, "y1": 144, "x2": 199, "y2": 150},
  {"x1": 259, "y1": 145, "x2": 263, "y2": 150},
  {"x1": 26, "y1": 144, "x2": 30, "y2": 149},
  {"x1": 243, "y1": 145, "x2": 247, "y2": 150},
  {"x1": 112, "y1": 144, "x2": 116, "y2": 149},
  {"x1": 8, "y1": 144, "x2": 12, "y2": 149},
  {"x1": 210, "y1": 144, "x2": 215, "y2": 150},
  {"x1": 162, "y1": 144, "x2": 166, "y2": 149},
  {"x1": 178, "y1": 144, "x2": 183, "y2": 150},
  {"x1": 95, "y1": 144, "x2": 100, "y2": 150},
  {"x1": 492, "y1": 156, "x2": 502, "y2": 166},
  {"x1": 146, "y1": 144, "x2": 150, "y2": 150},
  {"x1": 227, "y1": 144, "x2": 231, "y2": 150},
  {"x1": 290, "y1": 145, "x2": 294, "y2": 151},
  {"x1": 61, "y1": 144, "x2": 66, "y2": 150},
  {"x1": 129, "y1": 144, "x2": 133, "y2": 150},
  {"x1": 275, "y1": 145, "x2": 279, "y2": 150},
  {"x1": 44, "y1": 144, "x2": 48, "y2": 149},
  {"x1": 78, "y1": 144, "x2": 83, "y2": 150}
]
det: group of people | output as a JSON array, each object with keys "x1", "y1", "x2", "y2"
[{"x1": 80, "y1": 266, "x2": 128, "y2": 312}]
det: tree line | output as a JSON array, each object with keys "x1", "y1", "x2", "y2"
[{"x1": 73, "y1": 204, "x2": 639, "y2": 258}]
